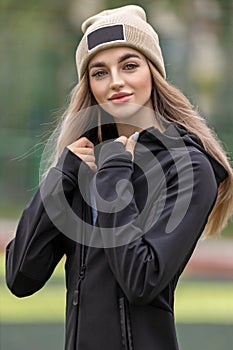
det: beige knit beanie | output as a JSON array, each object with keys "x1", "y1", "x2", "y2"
[{"x1": 76, "y1": 5, "x2": 166, "y2": 80}]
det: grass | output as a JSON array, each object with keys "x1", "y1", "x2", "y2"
[
  {"x1": 175, "y1": 279, "x2": 233, "y2": 323},
  {"x1": 1, "y1": 255, "x2": 66, "y2": 323},
  {"x1": 1, "y1": 254, "x2": 233, "y2": 324}
]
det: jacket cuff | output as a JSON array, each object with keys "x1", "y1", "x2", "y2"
[
  {"x1": 55, "y1": 147, "x2": 92, "y2": 184},
  {"x1": 98, "y1": 141, "x2": 132, "y2": 168}
]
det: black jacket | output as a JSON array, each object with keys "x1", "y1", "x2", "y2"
[{"x1": 5, "y1": 123, "x2": 228, "y2": 350}]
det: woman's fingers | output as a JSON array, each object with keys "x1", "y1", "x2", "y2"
[
  {"x1": 114, "y1": 136, "x2": 128, "y2": 145},
  {"x1": 114, "y1": 132, "x2": 139, "y2": 161},
  {"x1": 67, "y1": 137, "x2": 97, "y2": 171},
  {"x1": 67, "y1": 132, "x2": 139, "y2": 170},
  {"x1": 68, "y1": 137, "x2": 94, "y2": 150},
  {"x1": 85, "y1": 160, "x2": 97, "y2": 171},
  {"x1": 70, "y1": 147, "x2": 94, "y2": 156},
  {"x1": 125, "y1": 133, "x2": 138, "y2": 160}
]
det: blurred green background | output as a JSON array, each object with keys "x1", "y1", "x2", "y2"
[
  {"x1": 1, "y1": 0, "x2": 233, "y2": 349},
  {"x1": 1, "y1": 0, "x2": 233, "y2": 218}
]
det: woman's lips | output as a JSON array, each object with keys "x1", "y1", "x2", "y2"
[{"x1": 108, "y1": 93, "x2": 133, "y2": 103}]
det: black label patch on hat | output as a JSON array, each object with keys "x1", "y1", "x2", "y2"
[{"x1": 87, "y1": 24, "x2": 125, "y2": 51}]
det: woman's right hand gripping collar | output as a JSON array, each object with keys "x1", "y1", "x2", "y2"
[{"x1": 67, "y1": 137, "x2": 97, "y2": 172}]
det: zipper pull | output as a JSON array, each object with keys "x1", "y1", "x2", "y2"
[
  {"x1": 73, "y1": 289, "x2": 79, "y2": 306},
  {"x1": 73, "y1": 265, "x2": 86, "y2": 306}
]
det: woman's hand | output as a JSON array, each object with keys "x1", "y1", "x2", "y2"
[
  {"x1": 67, "y1": 137, "x2": 97, "y2": 171},
  {"x1": 114, "y1": 132, "x2": 139, "y2": 161}
]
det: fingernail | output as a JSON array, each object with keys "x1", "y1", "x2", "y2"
[{"x1": 133, "y1": 131, "x2": 139, "y2": 142}]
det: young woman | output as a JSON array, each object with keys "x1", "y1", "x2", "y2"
[{"x1": 5, "y1": 5, "x2": 233, "y2": 350}]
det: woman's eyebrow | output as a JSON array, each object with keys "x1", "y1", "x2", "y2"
[
  {"x1": 89, "y1": 61, "x2": 106, "y2": 69},
  {"x1": 118, "y1": 53, "x2": 141, "y2": 63},
  {"x1": 89, "y1": 53, "x2": 141, "y2": 70}
]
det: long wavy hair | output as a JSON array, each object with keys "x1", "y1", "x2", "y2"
[{"x1": 42, "y1": 60, "x2": 233, "y2": 237}]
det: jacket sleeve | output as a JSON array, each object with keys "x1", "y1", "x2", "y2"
[
  {"x1": 5, "y1": 148, "x2": 86, "y2": 297},
  {"x1": 95, "y1": 141, "x2": 218, "y2": 305}
]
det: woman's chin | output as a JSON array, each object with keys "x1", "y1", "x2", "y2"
[{"x1": 100, "y1": 102, "x2": 143, "y2": 121}]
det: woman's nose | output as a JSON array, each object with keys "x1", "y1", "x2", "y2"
[{"x1": 109, "y1": 71, "x2": 125, "y2": 90}]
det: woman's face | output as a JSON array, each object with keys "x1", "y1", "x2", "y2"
[{"x1": 88, "y1": 47, "x2": 153, "y2": 121}]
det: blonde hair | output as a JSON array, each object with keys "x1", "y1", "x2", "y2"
[
  {"x1": 41, "y1": 74, "x2": 96, "y2": 175},
  {"x1": 43, "y1": 61, "x2": 233, "y2": 237},
  {"x1": 148, "y1": 61, "x2": 233, "y2": 236}
]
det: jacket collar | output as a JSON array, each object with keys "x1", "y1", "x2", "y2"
[
  {"x1": 82, "y1": 116, "x2": 228, "y2": 185},
  {"x1": 138, "y1": 123, "x2": 228, "y2": 185}
]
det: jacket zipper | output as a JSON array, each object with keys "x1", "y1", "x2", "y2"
[
  {"x1": 72, "y1": 243, "x2": 86, "y2": 350},
  {"x1": 73, "y1": 244, "x2": 86, "y2": 306},
  {"x1": 73, "y1": 261, "x2": 86, "y2": 306},
  {"x1": 119, "y1": 297, "x2": 134, "y2": 350},
  {"x1": 73, "y1": 193, "x2": 90, "y2": 307},
  {"x1": 72, "y1": 193, "x2": 90, "y2": 349}
]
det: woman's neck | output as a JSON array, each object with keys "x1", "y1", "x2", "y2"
[
  {"x1": 115, "y1": 109, "x2": 164, "y2": 138},
  {"x1": 116, "y1": 124, "x2": 142, "y2": 138}
]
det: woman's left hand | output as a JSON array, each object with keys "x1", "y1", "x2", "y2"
[{"x1": 114, "y1": 132, "x2": 139, "y2": 161}]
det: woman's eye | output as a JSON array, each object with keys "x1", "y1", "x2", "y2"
[
  {"x1": 124, "y1": 63, "x2": 138, "y2": 70},
  {"x1": 91, "y1": 70, "x2": 106, "y2": 77}
]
